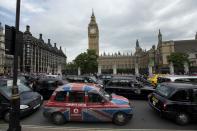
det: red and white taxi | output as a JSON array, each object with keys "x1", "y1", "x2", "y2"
[{"x1": 43, "y1": 83, "x2": 133, "y2": 125}]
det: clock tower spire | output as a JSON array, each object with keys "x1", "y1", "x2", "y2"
[{"x1": 88, "y1": 10, "x2": 99, "y2": 55}]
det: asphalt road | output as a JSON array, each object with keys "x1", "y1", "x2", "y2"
[{"x1": 0, "y1": 100, "x2": 197, "y2": 130}]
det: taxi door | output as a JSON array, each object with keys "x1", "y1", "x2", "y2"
[
  {"x1": 67, "y1": 91, "x2": 86, "y2": 121},
  {"x1": 85, "y1": 92, "x2": 111, "y2": 122}
]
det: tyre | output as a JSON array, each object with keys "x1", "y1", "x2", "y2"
[
  {"x1": 113, "y1": 112, "x2": 128, "y2": 126},
  {"x1": 52, "y1": 113, "x2": 66, "y2": 125},
  {"x1": 3, "y1": 111, "x2": 10, "y2": 122},
  {"x1": 175, "y1": 113, "x2": 190, "y2": 125}
]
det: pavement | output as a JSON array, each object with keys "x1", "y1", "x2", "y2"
[{"x1": 0, "y1": 125, "x2": 196, "y2": 131}]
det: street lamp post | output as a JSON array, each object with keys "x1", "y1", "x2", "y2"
[{"x1": 7, "y1": 0, "x2": 21, "y2": 131}]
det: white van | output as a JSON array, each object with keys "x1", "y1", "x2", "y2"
[{"x1": 157, "y1": 75, "x2": 197, "y2": 83}]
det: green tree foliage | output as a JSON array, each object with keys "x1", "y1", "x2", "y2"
[
  {"x1": 74, "y1": 49, "x2": 98, "y2": 74},
  {"x1": 65, "y1": 62, "x2": 78, "y2": 75},
  {"x1": 167, "y1": 52, "x2": 189, "y2": 71}
]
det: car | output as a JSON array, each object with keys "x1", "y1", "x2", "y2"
[
  {"x1": 65, "y1": 75, "x2": 97, "y2": 83},
  {"x1": 65, "y1": 75, "x2": 103, "y2": 87},
  {"x1": 104, "y1": 77, "x2": 155, "y2": 99},
  {"x1": 98, "y1": 74, "x2": 113, "y2": 85},
  {"x1": 22, "y1": 74, "x2": 39, "y2": 86},
  {"x1": 43, "y1": 83, "x2": 133, "y2": 125},
  {"x1": 157, "y1": 75, "x2": 197, "y2": 84},
  {"x1": 33, "y1": 78, "x2": 67, "y2": 100},
  {"x1": 0, "y1": 79, "x2": 43, "y2": 122},
  {"x1": 191, "y1": 72, "x2": 197, "y2": 76},
  {"x1": 135, "y1": 76, "x2": 154, "y2": 87},
  {"x1": 148, "y1": 82, "x2": 197, "y2": 125}
]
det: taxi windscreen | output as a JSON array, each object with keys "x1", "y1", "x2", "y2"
[
  {"x1": 155, "y1": 84, "x2": 175, "y2": 98},
  {"x1": 0, "y1": 83, "x2": 31, "y2": 97}
]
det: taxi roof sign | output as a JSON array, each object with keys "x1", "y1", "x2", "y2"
[{"x1": 7, "y1": 79, "x2": 21, "y2": 86}]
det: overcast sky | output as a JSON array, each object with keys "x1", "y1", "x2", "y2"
[{"x1": 0, "y1": 0, "x2": 197, "y2": 62}]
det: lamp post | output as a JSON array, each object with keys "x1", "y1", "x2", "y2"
[{"x1": 7, "y1": 0, "x2": 21, "y2": 131}]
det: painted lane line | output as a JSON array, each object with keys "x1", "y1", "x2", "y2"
[{"x1": 0, "y1": 124, "x2": 196, "y2": 131}]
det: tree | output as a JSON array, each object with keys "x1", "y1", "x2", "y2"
[
  {"x1": 167, "y1": 52, "x2": 189, "y2": 73},
  {"x1": 74, "y1": 49, "x2": 98, "y2": 74},
  {"x1": 65, "y1": 62, "x2": 78, "y2": 75}
]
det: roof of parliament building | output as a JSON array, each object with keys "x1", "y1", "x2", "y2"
[
  {"x1": 161, "y1": 32, "x2": 197, "y2": 53},
  {"x1": 174, "y1": 39, "x2": 197, "y2": 53}
]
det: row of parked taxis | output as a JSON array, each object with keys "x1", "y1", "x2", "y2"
[
  {"x1": 0, "y1": 74, "x2": 197, "y2": 126},
  {"x1": 42, "y1": 74, "x2": 197, "y2": 125}
]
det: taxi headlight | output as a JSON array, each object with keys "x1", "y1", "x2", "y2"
[{"x1": 20, "y1": 105, "x2": 29, "y2": 110}]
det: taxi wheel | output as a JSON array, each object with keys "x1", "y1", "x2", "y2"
[
  {"x1": 113, "y1": 112, "x2": 128, "y2": 126},
  {"x1": 3, "y1": 111, "x2": 10, "y2": 122},
  {"x1": 175, "y1": 113, "x2": 190, "y2": 125},
  {"x1": 52, "y1": 113, "x2": 66, "y2": 125}
]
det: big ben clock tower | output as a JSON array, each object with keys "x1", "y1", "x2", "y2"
[{"x1": 88, "y1": 10, "x2": 99, "y2": 55}]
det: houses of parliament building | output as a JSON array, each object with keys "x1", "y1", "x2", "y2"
[{"x1": 88, "y1": 11, "x2": 197, "y2": 74}]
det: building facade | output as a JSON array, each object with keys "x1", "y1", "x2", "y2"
[
  {"x1": 1, "y1": 23, "x2": 67, "y2": 75},
  {"x1": 0, "y1": 23, "x2": 5, "y2": 75},
  {"x1": 4, "y1": 54, "x2": 14, "y2": 75},
  {"x1": 88, "y1": 12, "x2": 197, "y2": 75},
  {"x1": 98, "y1": 53, "x2": 134, "y2": 73},
  {"x1": 88, "y1": 11, "x2": 99, "y2": 56},
  {"x1": 156, "y1": 30, "x2": 197, "y2": 73},
  {"x1": 98, "y1": 39, "x2": 153, "y2": 74},
  {"x1": 22, "y1": 25, "x2": 67, "y2": 74}
]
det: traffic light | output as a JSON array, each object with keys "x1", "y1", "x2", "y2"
[
  {"x1": 5, "y1": 25, "x2": 23, "y2": 55},
  {"x1": 5, "y1": 25, "x2": 15, "y2": 55}
]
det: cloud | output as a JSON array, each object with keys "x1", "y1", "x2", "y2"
[{"x1": 0, "y1": 0, "x2": 197, "y2": 62}]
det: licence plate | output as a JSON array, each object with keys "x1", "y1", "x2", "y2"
[
  {"x1": 152, "y1": 97, "x2": 158, "y2": 105},
  {"x1": 152, "y1": 101, "x2": 156, "y2": 106},
  {"x1": 33, "y1": 104, "x2": 40, "y2": 109}
]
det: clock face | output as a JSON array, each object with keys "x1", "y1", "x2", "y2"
[{"x1": 90, "y1": 28, "x2": 96, "y2": 34}]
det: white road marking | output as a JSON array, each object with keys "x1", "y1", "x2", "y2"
[{"x1": 0, "y1": 124, "x2": 196, "y2": 131}]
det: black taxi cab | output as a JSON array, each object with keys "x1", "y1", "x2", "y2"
[
  {"x1": 34, "y1": 78, "x2": 65, "y2": 99},
  {"x1": 148, "y1": 82, "x2": 197, "y2": 125},
  {"x1": 104, "y1": 77, "x2": 154, "y2": 99},
  {"x1": 0, "y1": 78, "x2": 43, "y2": 122}
]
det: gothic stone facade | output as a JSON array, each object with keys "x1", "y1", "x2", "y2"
[
  {"x1": 22, "y1": 25, "x2": 67, "y2": 74},
  {"x1": 99, "y1": 29, "x2": 197, "y2": 74},
  {"x1": 156, "y1": 30, "x2": 197, "y2": 73},
  {"x1": 89, "y1": 12, "x2": 197, "y2": 74},
  {"x1": 98, "y1": 40, "x2": 155, "y2": 74},
  {"x1": 98, "y1": 53, "x2": 134, "y2": 71},
  {"x1": 88, "y1": 11, "x2": 99, "y2": 56}
]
